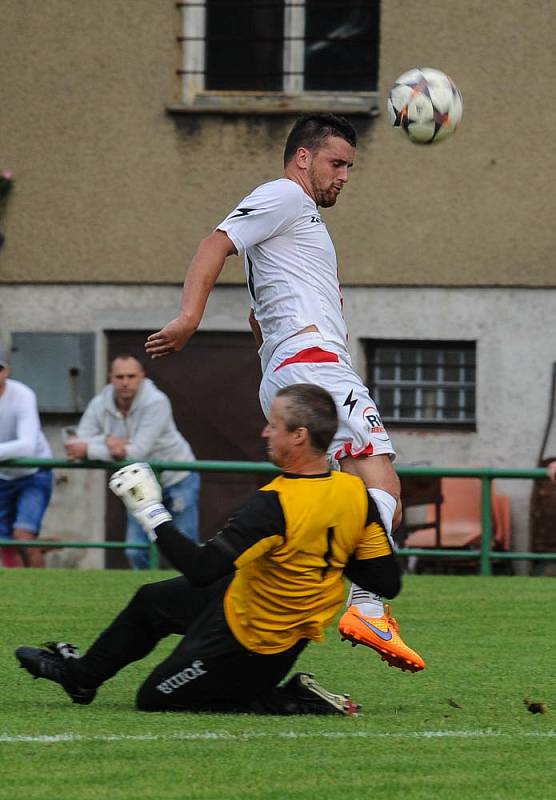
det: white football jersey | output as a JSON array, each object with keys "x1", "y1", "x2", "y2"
[{"x1": 217, "y1": 178, "x2": 349, "y2": 371}]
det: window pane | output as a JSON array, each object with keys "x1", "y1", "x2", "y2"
[
  {"x1": 444, "y1": 350, "x2": 459, "y2": 366},
  {"x1": 400, "y1": 364, "x2": 417, "y2": 381},
  {"x1": 422, "y1": 389, "x2": 437, "y2": 419},
  {"x1": 400, "y1": 388, "x2": 416, "y2": 418},
  {"x1": 421, "y1": 350, "x2": 437, "y2": 381},
  {"x1": 379, "y1": 364, "x2": 395, "y2": 380},
  {"x1": 377, "y1": 387, "x2": 394, "y2": 417},
  {"x1": 375, "y1": 348, "x2": 395, "y2": 380},
  {"x1": 463, "y1": 350, "x2": 476, "y2": 366},
  {"x1": 205, "y1": 1, "x2": 284, "y2": 90},
  {"x1": 464, "y1": 390, "x2": 475, "y2": 417},
  {"x1": 400, "y1": 349, "x2": 417, "y2": 365},
  {"x1": 378, "y1": 348, "x2": 396, "y2": 365},
  {"x1": 304, "y1": 0, "x2": 380, "y2": 91},
  {"x1": 400, "y1": 348, "x2": 416, "y2": 381},
  {"x1": 444, "y1": 390, "x2": 460, "y2": 418},
  {"x1": 444, "y1": 366, "x2": 460, "y2": 382}
]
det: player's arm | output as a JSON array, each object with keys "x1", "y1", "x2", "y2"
[
  {"x1": 547, "y1": 460, "x2": 556, "y2": 482},
  {"x1": 248, "y1": 308, "x2": 263, "y2": 348},
  {"x1": 153, "y1": 522, "x2": 234, "y2": 583},
  {"x1": 145, "y1": 229, "x2": 237, "y2": 359},
  {"x1": 154, "y1": 490, "x2": 284, "y2": 584},
  {"x1": 110, "y1": 464, "x2": 284, "y2": 584}
]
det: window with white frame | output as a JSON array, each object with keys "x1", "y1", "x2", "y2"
[
  {"x1": 365, "y1": 340, "x2": 477, "y2": 429},
  {"x1": 174, "y1": 0, "x2": 381, "y2": 113}
]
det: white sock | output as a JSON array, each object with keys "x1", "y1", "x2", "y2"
[
  {"x1": 367, "y1": 488, "x2": 396, "y2": 540},
  {"x1": 346, "y1": 488, "x2": 397, "y2": 618}
]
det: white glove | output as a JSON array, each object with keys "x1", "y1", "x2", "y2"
[{"x1": 109, "y1": 463, "x2": 171, "y2": 541}]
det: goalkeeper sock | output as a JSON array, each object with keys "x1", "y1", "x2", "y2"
[{"x1": 347, "y1": 586, "x2": 385, "y2": 618}]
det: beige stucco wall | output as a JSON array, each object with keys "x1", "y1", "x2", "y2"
[{"x1": 0, "y1": 0, "x2": 554, "y2": 286}]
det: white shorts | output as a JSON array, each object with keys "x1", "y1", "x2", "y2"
[{"x1": 259, "y1": 333, "x2": 396, "y2": 463}]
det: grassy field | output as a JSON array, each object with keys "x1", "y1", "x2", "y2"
[{"x1": 1, "y1": 569, "x2": 554, "y2": 800}]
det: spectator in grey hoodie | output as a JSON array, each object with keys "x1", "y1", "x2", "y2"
[{"x1": 65, "y1": 354, "x2": 199, "y2": 569}]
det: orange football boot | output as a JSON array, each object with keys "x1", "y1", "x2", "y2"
[{"x1": 338, "y1": 604, "x2": 425, "y2": 672}]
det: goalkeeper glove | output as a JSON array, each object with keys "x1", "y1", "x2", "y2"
[{"x1": 109, "y1": 463, "x2": 171, "y2": 541}]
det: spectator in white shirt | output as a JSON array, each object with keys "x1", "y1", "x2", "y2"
[{"x1": 0, "y1": 346, "x2": 53, "y2": 568}]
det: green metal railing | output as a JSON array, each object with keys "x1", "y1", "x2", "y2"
[
  {"x1": 0, "y1": 459, "x2": 553, "y2": 575},
  {"x1": 395, "y1": 465, "x2": 553, "y2": 575}
]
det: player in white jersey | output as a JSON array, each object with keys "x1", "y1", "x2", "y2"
[
  {"x1": 146, "y1": 113, "x2": 425, "y2": 672},
  {"x1": 217, "y1": 177, "x2": 347, "y2": 374}
]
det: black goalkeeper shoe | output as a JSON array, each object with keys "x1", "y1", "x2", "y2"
[
  {"x1": 281, "y1": 672, "x2": 361, "y2": 717},
  {"x1": 15, "y1": 642, "x2": 96, "y2": 705}
]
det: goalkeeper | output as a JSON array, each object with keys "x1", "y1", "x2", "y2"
[{"x1": 16, "y1": 384, "x2": 401, "y2": 716}]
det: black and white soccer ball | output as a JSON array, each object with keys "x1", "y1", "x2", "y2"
[{"x1": 387, "y1": 67, "x2": 463, "y2": 145}]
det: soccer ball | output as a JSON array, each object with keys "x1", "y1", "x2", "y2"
[{"x1": 387, "y1": 67, "x2": 463, "y2": 145}]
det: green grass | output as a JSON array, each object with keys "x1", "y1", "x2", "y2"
[{"x1": 1, "y1": 570, "x2": 554, "y2": 800}]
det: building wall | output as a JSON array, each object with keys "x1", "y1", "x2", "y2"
[
  {"x1": 1, "y1": 284, "x2": 554, "y2": 568},
  {"x1": 0, "y1": 0, "x2": 554, "y2": 286}
]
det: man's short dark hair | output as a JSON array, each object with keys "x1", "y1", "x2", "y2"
[
  {"x1": 276, "y1": 383, "x2": 338, "y2": 453},
  {"x1": 283, "y1": 113, "x2": 357, "y2": 166},
  {"x1": 110, "y1": 354, "x2": 145, "y2": 371}
]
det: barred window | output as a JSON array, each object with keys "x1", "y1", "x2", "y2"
[
  {"x1": 365, "y1": 341, "x2": 477, "y2": 429},
  {"x1": 174, "y1": 0, "x2": 381, "y2": 114}
]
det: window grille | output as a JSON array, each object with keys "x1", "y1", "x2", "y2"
[{"x1": 365, "y1": 340, "x2": 477, "y2": 429}]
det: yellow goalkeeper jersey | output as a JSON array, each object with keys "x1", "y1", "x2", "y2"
[{"x1": 221, "y1": 471, "x2": 393, "y2": 655}]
